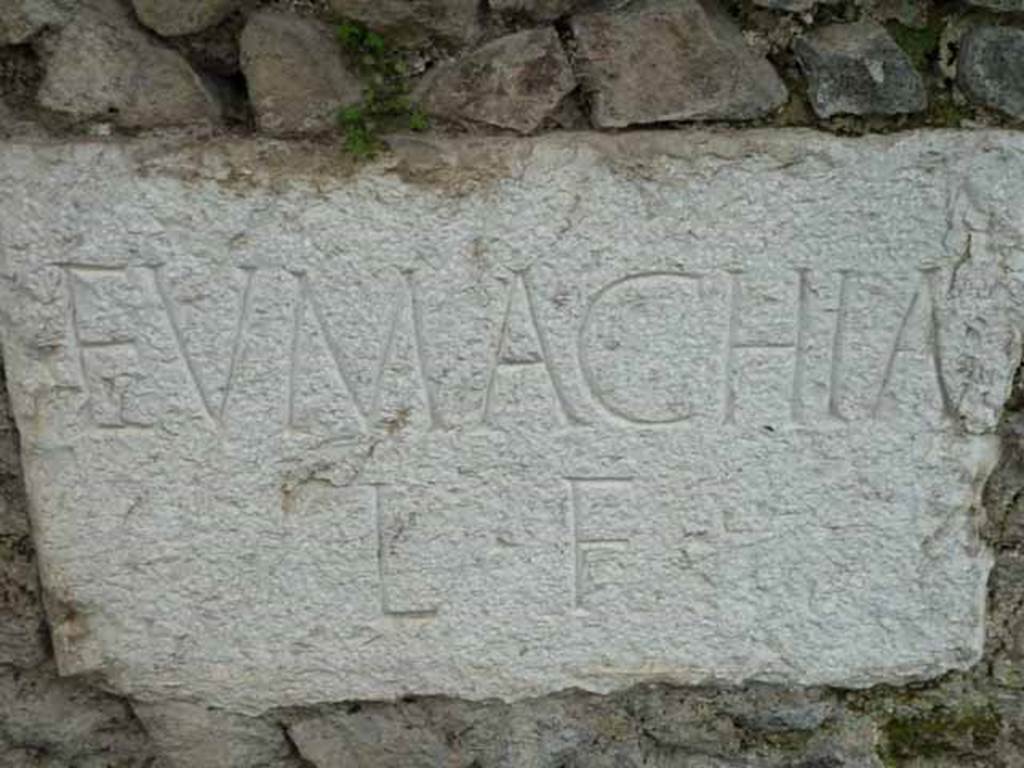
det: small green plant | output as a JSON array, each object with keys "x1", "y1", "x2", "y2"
[
  {"x1": 338, "y1": 105, "x2": 381, "y2": 159},
  {"x1": 336, "y1": 20, "x2": 428, "y2": 159},
  {"x1": 338, "y1": 20, "x2": 385, "y2": 55},
  {"x1": 409, "y1": 107, "x2": 429, "y2": 133}
]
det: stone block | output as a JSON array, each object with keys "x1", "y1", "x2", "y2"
[
  {"x1": 131, "y1": 0, "x2": 245, "y2": 37},
  {"x1": 327, "y1": 0, "x2": 480, "y2": 48},
  {"x1": 0, "y1": 663, "x2": 151, "y2": 763},
  {"x1": 958, "y1": 26, "x2": 1024, "y2": 120},
  {"x1": 795, "y1": 21, "x2": 927, "y2": 118},
  {"x1": 288, "y1": 694, "x2": 641, "y2": 768},
  {"x1": 0, "y1": 130, "x2": 1020, "y2": 712},
  {"x1": 0, "y1": 0, "x2": 69, "y2": 45},
  {"x1": 417, "y1": 28, "x2": 576, "y2": 133},
  {"x1": 36, "y1": 0, "x2": 221, "y2": 128},
  {"x1": 240, "y1": 11, "x2": 363, "y2": 136},
  {"x1": 570, "y1": 0, "x2": 788, "y2": 127},
  {"x1": 132, "y1": 701, "x2": 296, "y2": 768}
]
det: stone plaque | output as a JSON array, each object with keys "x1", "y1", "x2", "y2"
[{"x1": 0, "y1": 131, "x2": 1020, "y2": 712}]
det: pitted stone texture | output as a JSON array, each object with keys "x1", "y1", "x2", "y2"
[
  {"x1": 0, "y1": 0, "x2": 69, "y2": 44},
  {"x1": 36, "y1": 0, "x2": 221, "y2": 127},
  {"x1": 240, "y1": 11, "x2": 362, "y2": 135},
  {"x1": 958, "y1": 26, "x2": 1024, "y2": 120},
  {"x1": 417, "y1": 28, "x2": 576, "y2": 133},
  {"x1": 0, "y1": 130, "x2": 1020, "y2": 712},
  {"x1": 570, "y1": 0, "x2": 788, "y2": 127},
  {"x1": 133, "y1": 701, "x2": 297, "y2": 768},
  {"x1": 131, "y1": 0, "x2": 245, "y2": 37},
  {"x1": 327, "y1": 0, "x2": 480, "y2": 47},
  {"x1": 795, "y1": 21, "x2": 926, "y2": 118}
]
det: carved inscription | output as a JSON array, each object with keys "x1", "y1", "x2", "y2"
[
  {"x1": 362, "y1": 478, "x2": 641, "y2": 615},
  {"x1": 287, "y1": 271, "x2": 443, "y2": 432},
  {"x1": 61, "y1": 264, "x2": 957, "y2": 433},
  {"x1": 828, "y1": 270, "x2": 854, "y2": 420},
  {"x1": 64, "y1": 264, "x2": 264, "y2": 430},
  {"x1": 152, "y1": 265, "x2": 257, "y2": 427},
  {"x1": 62, "y1": 265, "x2": 150, "y2": 429},
  {"x1": 578, "y1": 272, "x2": 704, "y2": 426},
  {"x1": 370, "y1": 484, "x2": 439, "y2": 619},
  {"x1": 721, "y1": 270, "x2": 808, "y2": 424},
  {"x1": 567, "y1": 477, "x2": 633, "y2": 610},
  {"x1": 482, "y1": 269, "x2": 583, "y2": 427},
  {"x1": 6, "y1": 134, "x2": 1017, "y2": 707},
  {"x1": 872, "y1": 268, "x2": 953, "y2": 417}
]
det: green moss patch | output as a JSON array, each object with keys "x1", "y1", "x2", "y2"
[{"x1": 880, "y1": 703, "x2": 1002, "y2": 764}]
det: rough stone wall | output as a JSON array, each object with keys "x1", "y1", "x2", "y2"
[
  {"x1": 2, "y1": 0, "x2": 1024, "y2": 142},
  {"x1": 2, "y1": 0, "x2": 1024, "y2": 766}
]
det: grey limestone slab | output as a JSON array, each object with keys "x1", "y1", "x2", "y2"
[{"x1": 0, "y1": 130, "x2": 1020, "y2": 712}]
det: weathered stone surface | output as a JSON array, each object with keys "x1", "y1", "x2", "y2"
[
  {"x1": 288, "y1": 694, "x2": 641, "y2": 768},
  {"x1": 133, "y1": 701, "x2": 297, "y2": 768},
  {"x1": 795, "y1": 21, "x2": 927, "y2": 118},
  {"x1": 417, "y1": 28, "x2": 576, "y2": 133},
  {"x1": 286, "y1": 685, "x2": 881, "y2": 767},
  {"x1": 866, "y1": 0, "x2": 930, "y2": 28},
  {"x1": 327, "y1": 0, "x2": 480, "y2": 47},
  {"x1": 958, "y1": 26, "x2": 1024, "y2": 120},
  {"x1": 988, "y1": 553, "x2": 1024, "y2": 683},
  {"x1": 0, "y1": 663, "x2": 152, "y2": 764},
  {"x1": 36, "y1": 0, "x2": 221, "y2": 127},
  {"x1": 288, "y1": 706, "x2": 472, "y2": 767},
  {"x1": 131, "y1": 0, "x2": 244, "y2": 37},
  {"x1": 570, "y1": 0, "x2": 788, "y2": 127},
  {"x1": 240, "y1": 11, "x2": 362, "y2": 136},
  {"x1": 490, "y1": 0, "x2": 582, "y2": 21},
  {"x1": 0, "y1": 530, "x2": 46, "y2": 669},
  {"x1": 0, "y1": 354, "x2": 47, "y2": 669},
  {"x1": 0, "y1": 0, "x2": 68, "y2": 45},
  {"x1": 0, "y1": 130, "x2": 1020, "y2": 712}
]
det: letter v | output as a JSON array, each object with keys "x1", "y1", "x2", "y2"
[{"x1": 149, "y1": 265, "x2": 257, "y2": 427}]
